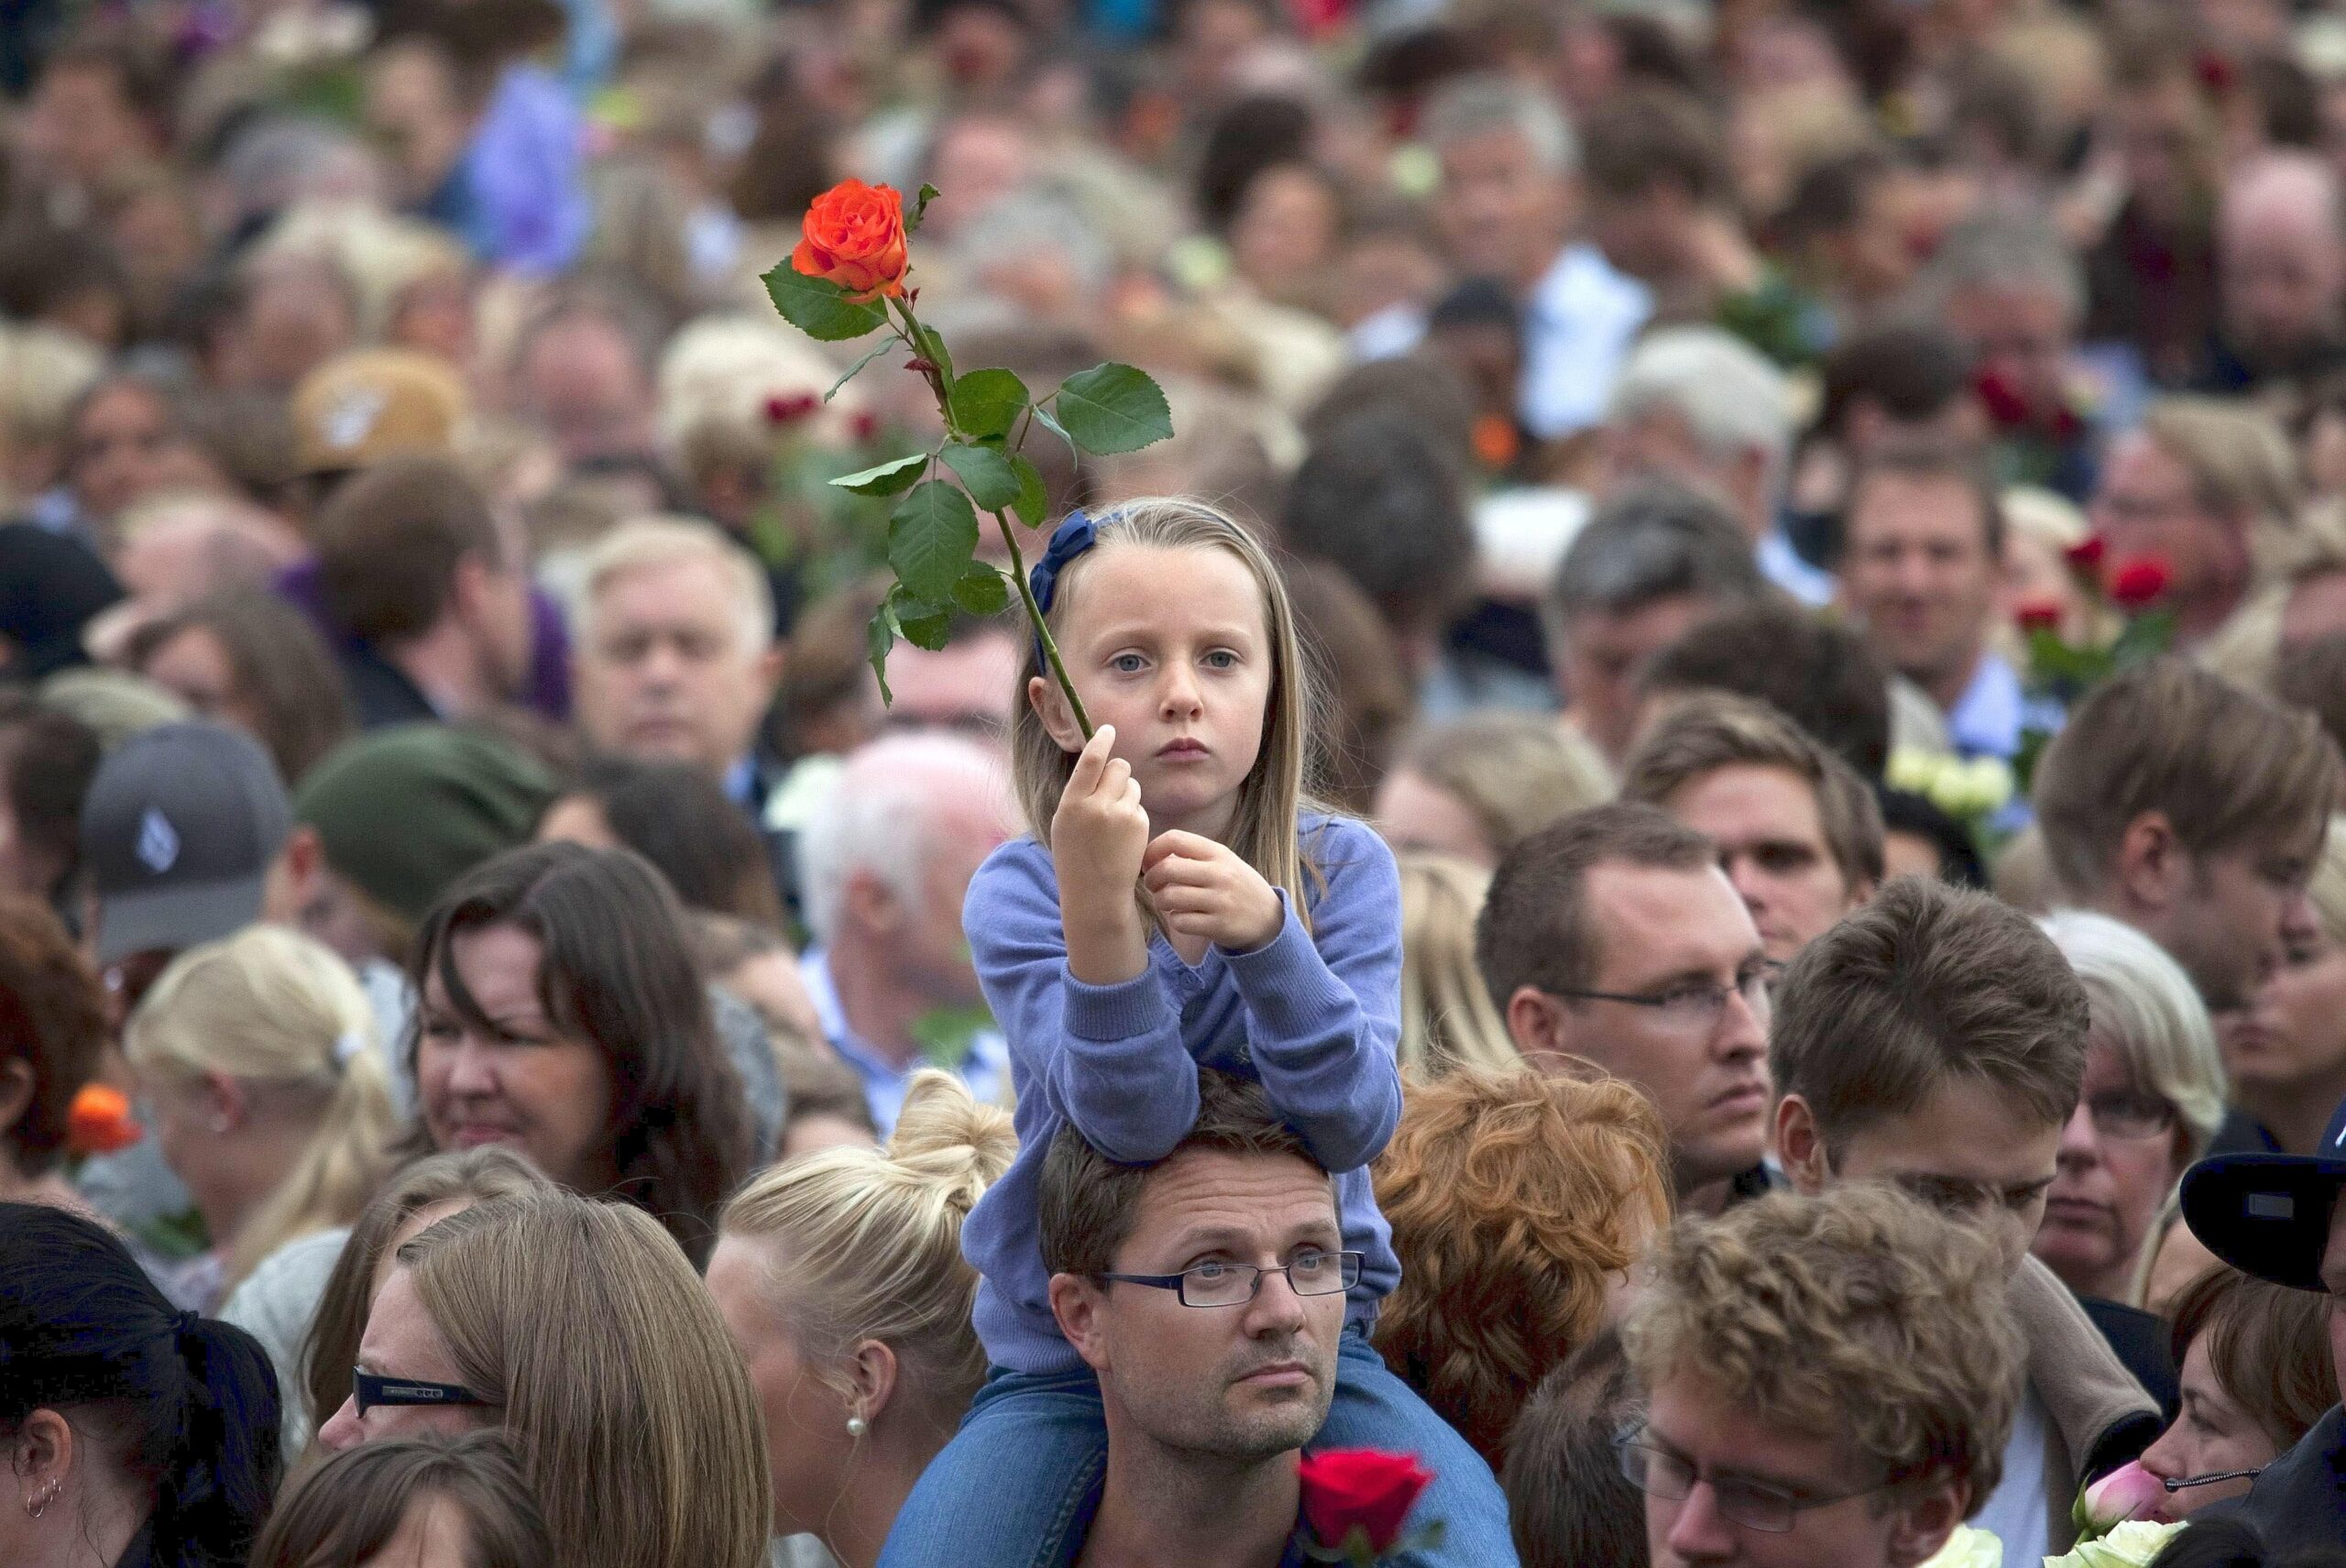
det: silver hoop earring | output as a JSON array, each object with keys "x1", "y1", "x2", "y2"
[
  {"x1": 846, "y1": 1416, "x2": 868, "y2": 1439},
  {"x1": 26, "y1": 1477, "x2": 60, "y2": 1519}
]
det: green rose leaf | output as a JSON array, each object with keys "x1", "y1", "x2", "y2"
[
  {"x1": 1010, "y1": 454, "x2": 1048, "y2": 528},
  {"x1": 826, "y1": 341, "x2": 894, "y2": 401},
  {"x1": 865, "y1": 604, "x2": 899, "y2": 705},
  {"x1": 906, "y1": 182, "x2": 941, "y2": 233},
  {"x1": 908, "y1": 317, "x2": 956, "y2": 387},
  {"x1": 892, "y1": 585, "x2": 956, "y2": 651},
  {"x1": 763, "y1": 264, "x2": 887, "y2": 342},
  {"x1": 952, "y1": 564, "x2": 1012, "y2": 616},
  {"x1": 948, "y1": 367, "x2": 1030, "y2": 440},
  {"x1": 830, "y1": 450, "x2": 928, "y2": 497},
  {"x1": 1054, "y1": 362, "x2": 1173, "y2": 455},
  {"x1": 888, "y1": 481, "x2": 980, "y2": 603},
  {"x1": 941, "y1": 442, "x2": 1024, "y2": 511}
]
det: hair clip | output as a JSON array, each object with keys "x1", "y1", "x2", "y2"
[{"x1": 1028, "y1": 511, "x2": 1099, "y2": 665}]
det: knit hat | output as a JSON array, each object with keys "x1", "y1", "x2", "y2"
[
  {"x1": 290, "y1": 349, "x2": 469, "y2": 477},
  {"x1": 293, "y1": 725, "x2": 557, "y2": 924}
]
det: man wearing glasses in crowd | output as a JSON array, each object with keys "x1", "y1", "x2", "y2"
[
  {"x1": 1476, "y1": 804, "x2": 1780, "y2": 1217},
  {"x1": 1617, "y1": 1182, "x2": 2022, "y2": 1568},
  {"x1": 1770, "y1": 878, "x2": 2160, "y2": 1559},
  {"x1": 1037, "y1": 1071, "x2": 1507, "y2": 1567}
]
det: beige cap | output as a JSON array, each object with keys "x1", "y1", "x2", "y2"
[{"x1": 291, "y1": 348, "x2": 469, "y2": 475}]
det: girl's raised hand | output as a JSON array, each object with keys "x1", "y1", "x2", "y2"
[
  {"x1": 1142, "y1": 830, "x2": 1283, "y2": 955},
  {"x1": 1052, "y1": 728, "x2": 1152, "y2": 978}
]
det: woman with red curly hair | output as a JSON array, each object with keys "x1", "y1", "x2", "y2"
[{"x1": 1372, "y1": 1063, "x2": 1673, "y2": 1467}]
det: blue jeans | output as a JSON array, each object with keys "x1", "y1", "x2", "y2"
[{"x1": 877, "y1": 1326, "x2": 1517, "y2": 1568}]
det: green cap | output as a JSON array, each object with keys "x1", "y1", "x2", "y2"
[{"x1": 295, "y1": 724, "x2": 558, "y2": 924}]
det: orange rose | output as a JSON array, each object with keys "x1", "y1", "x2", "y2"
[
  {"x1": 792, "y1": 181, "x2": 911, "y2": 302},
  {"x1": 67, "y1": 1083, "x2": 142, "y2": 1155}
]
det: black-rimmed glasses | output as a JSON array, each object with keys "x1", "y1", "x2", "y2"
[
  {"x1": 1099, "y1": 1251, "x2": 1363, "y2": 1309},
  {"x1": 1549, "y1": 962, "x2": 1784, "y2": 1036},
  {"x1": 1616, "y1": 1431, "x2": 1888, "y2": 1532},
  {"x1": 353, "y1": 1367, "x2": 493, "y2": 1418}
]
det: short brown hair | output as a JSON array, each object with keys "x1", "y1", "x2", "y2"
[
  {"x1": 1623, "y1": 1184, "x2": 2022, "y2": 1508},
  {"x1": 247, "y1": 1432, "x2": 551, "y2": 1568},
  {"x1": 2165, "y1": 1266, "x2": 2336, "y2": 1452},
  {"x1": 1373, "y1": 1065, "x2": 1671, "y2": 1466},
  {"x1": 1476, "y1": 805, "x2": 1715, "y2": 1005},
  {"x1": 0, "y1": 897, "x2": 108, "y2": 1179},
  {"x1": 312, "y1": 455, "x2": 503, "y2": 644},
  {"x1": 1039, "y1": 1069, "x2": 1322, "y2": 1279},
  {"x1": 1620, "y1": 693, "x2": 1886, "y2": 891},
  {"x1": 1582, "y1": 87, "x2": 1732, "y2": 203},
  {"x1": 1504, "y1": 1332, "x2": 1646, "y2": 1568},
  {"x1": 1770, "y1": 877, "x2": 2088, "y2": 1144},
  {"x1": 2035, "y1": 658, "x2": 2339, "y2": 899},
  {"x1": 1844, "y1": 438, "x2": 2007, "y2": 558},
  {"x1": 1640, "y1": 602, "x2": 1892, "y2": 777},
  {"x1": 2275, "y1": 631, "x2": 2346, "y2": 762}
]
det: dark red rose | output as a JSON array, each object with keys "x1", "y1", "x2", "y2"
[
  {"x1": 2014, "y1": 598, "x2": 2064, "y2": 634},
  {"x1": 1298, "y1": 1450, "x2": 1433, "y2": 1557},
  {"x1": 2109, "y1": 556, "x2": 2173, "y2": 610},
  {"x1": 764, "y1": 391, "x2": 820, "y2": 426},
  {"x1": 2063, "y1": 535, "x2": 2106, "y2": 572}
]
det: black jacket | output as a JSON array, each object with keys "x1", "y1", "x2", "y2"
[{"x1": 2213, "y1": 1404, "x2": 2346, "y2": 1552}]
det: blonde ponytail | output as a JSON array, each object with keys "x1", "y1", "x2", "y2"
[
  {"x1": 720, "y1": 1070, "x2": 1013, "y2": 1429},
  {"x1": 126, "y1": 927, "x2": 399, "y2": 1295}
]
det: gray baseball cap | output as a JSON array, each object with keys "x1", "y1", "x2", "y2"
[{"x1": 81, "y1": 722, "x2": 292, "y2": 964}]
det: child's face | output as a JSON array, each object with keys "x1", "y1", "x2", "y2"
[{"x1": 1035, "y1": 543, "x2": 1274, "y2": 840}]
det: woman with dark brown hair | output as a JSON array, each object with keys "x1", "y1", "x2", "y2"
[
  {"x1": 400, "y1": 840, "x2": 754, "y2": 1264},
  {"x1": 0, "y1": 894, "x2": 112, "y2": 1210},
  {"x1": 130, "y1": 586, "x2": 354, "y2": 786}
]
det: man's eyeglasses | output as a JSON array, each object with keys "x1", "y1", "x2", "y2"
[
  {"x1": 352, "y1": 1368, "x2": 493, "y2": 1418},
  {"x1": 1099, "y1": 1251, "x2": 1364, "y2": 1309},
  {"x1": 1549, "y1": 962, "x2": 1783, "y2": 1036},
  {"x1": 2080, "y1": 1091, "x2": 2176, "y2": 1142},
  {"x1": 1616, "y1": 1431, "x2": 1887, "y2": 1532}
]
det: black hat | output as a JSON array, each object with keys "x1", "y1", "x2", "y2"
[
  {"x1": 2179, "y1": 1099, "x2": 2346, "y2": 1293},
  {"x1": 80, "y1": 722, "x2": 291, "y2": 964}
]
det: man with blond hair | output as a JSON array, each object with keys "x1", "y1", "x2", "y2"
[
  {"x1": 571, "y1": 515, "x2": 784, "y2": 807},
  {"x1": 1620, "y1": 693, "x2": 1880, "y2": 962},
  {"x1": 1619, "y1": 1183, "x2": 2021, "y2": 1568},
  {"x1": 2034, "y1": 657, "x2": 2339, "y2": 1014}
]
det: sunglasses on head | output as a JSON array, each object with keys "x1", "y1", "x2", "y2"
[{"x1": 352, "y1": 1367, "x2": 492, "y2": 1418}]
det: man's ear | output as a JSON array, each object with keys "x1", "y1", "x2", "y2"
[
  {"x1": 2114, "y1": 810, "x2": 2188, "y2": 915},
  {"x1": 1883, "y1": 1479, "x2": 1968, "y2": 1568},
  {"x1": 1776, "y1": 1094, "x2": 1829, "y2": 1196},
  {"x1": 1027, "y1": 674, "x2": 1083, "y2": 755},
  {"x1": 1047, "y1": 1272, "x2": 1113, "y2": 1375},
  {"x1": 842, "y1": 868, "x2": 903, "y2": 939},
  {"x1": 842, "y1": 1338, "x2": 900, "y2": 1427},
  {"x1": 1505, "y1": 987, "x2": 1566, "y2": 1058},
  {"x1": 448, "y1": 552, "x2": 497, "y2": 630},
  {"x1": 752, "y1": 641, "x2": 786, "y2": 702}
]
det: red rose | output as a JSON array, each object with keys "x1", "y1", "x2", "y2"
[
  {"x1": 2063, "y1": 535, "x2": 2106, "y2": 572},
  {"x1": 849, "y1": 410, "x2": 882, "y2": 444},
  {"x1": 791, "y1": 180, "x2": 910, "y2": 303},
  {"x1": 67, "y1": 1083, "x2": 142, "y2": 1155},
  {"x1": 2109, "y1": 556, "x2": 2173, "y2": 610},
  {"x1": 1299, "y1": 1450, "x2": 1433, "y2": 1557},
  {"x1": 764, "y1": 391, "x2": 820, "y2": 426},
  {"x1": 2014, "y1": 598, "x2": 2064, "y2": 633}
]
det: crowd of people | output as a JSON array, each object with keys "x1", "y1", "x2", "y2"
[{"x1": 16, "y1": 0, "x2": 2346, "y2": 1563}]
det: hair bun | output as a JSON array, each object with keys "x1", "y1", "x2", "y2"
[{"x1": 886, "y1": 1070, "x2": 1018, "y2": 1215}]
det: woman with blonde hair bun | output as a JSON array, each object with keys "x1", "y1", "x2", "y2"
[
  {"x1": 1396, "y1": 851, "x2": 1520, "y2": 1077},
  {"x1": 707, "y1": 1069, "x2": 1018, "y2": 1568},
  {"x1": 125, "y1": 925, "x2": 398, "y2": 1304}
]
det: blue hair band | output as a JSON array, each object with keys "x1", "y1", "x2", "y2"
[{"x1": 1028, "y1": 511, "x2": 1097, "y2": 665}]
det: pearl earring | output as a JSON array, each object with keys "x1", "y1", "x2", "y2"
[{"x1": 846, "y1": 1415, "x2": 868, "y2": 1439}]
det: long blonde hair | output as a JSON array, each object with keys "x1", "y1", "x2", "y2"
[
  {"x1": 1010, "y1": 499, "x2": 1320, "y2": 919},
  {"x1": 720, "y1": 1070, "x2": 1015, "y2": 1436},
  {"x1": 1397, "y1": 852, "x2": 1520, "y2": 1076},
  {"x1": 402, "y1": 1190, "x2": 772, "y2": 1568},
  {"x1": 125, "y1": 925, "x2": 397, "y2": 1294}
]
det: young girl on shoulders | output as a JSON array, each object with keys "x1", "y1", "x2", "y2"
[{"x1": 879, "y1": 498, "x2": 1515, "y2": 1568}]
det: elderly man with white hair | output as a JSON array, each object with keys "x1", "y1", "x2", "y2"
[
  {"x1": 1602, "y1": 325, "x2": 1831, "y2": 605},
  {"x1": 796, "y1": 731, "x2": 1017, "y2": 1133},
  {"x1": 2209, "y1": 152, "x2": 2346, "y2": 399},
  {"x1": 571, "y1": 514, "x2": 785, "y2": 808}
]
